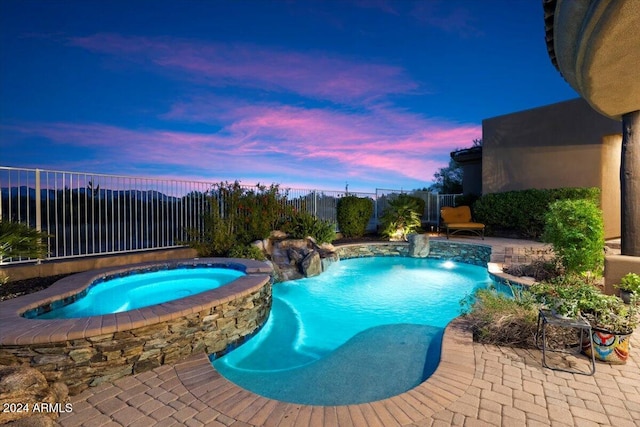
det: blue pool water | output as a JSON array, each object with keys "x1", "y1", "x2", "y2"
[
  {"x1": 213, "y1": 257, "x2": 492, "y2": 405},
  {"x1": 34, "y1": 268, "x2": 245, "y2": 319}
]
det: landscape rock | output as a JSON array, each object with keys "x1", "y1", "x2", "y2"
[
  {"x1": 0, "y1": 366, "x2": 69, "y2": 425},
  {"x1": 6, "y1": 414, "x2": 55, "y2": 427},
  {"x1": 408, "y1": 233, "x2": 430, "y2": 258},
  {"x1": 301, "y1": 251, "x2": 322, "y2": 277},
  {"x1": 268, "y1": 236, "x2": 337, "y2": 282},
  {"x1": 269, "y1": 230, "x2": 288, "y2": 239}
]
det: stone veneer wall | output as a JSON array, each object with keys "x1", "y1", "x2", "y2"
[
  {"x1": 427, "y1": 241, "x2": 491, "y2": 266},
  {"x1": 0, "y1": 280, "x2": 271, "y2": 395},
  {"x1": 335, "y1": 240, "x2": 491, "y2": 266},
  {"x1": 336, "y1": 242, "x2": 410, "y2": 259}
]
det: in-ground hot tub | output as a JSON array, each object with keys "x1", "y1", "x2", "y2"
[
  {"x1": 0, "y1": 258, "x2": 272, "y2": 395},
  {"x1": 24, "y1": 266, "x2": 247, "y2": 319}
]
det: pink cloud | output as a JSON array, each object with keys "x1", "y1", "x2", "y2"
[
  {"x1": 68, "y1": 34, "x2": 418, "y2": 104},
  {"x1": 165, "y1": 96, "x2": 480, "y2": 160},
  {"x1": 3, "y1": 100, "x2": 479, "y2": 189}
]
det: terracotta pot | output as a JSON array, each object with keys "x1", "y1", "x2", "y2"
[{"x1": 582, "y1": 327, "x2": 631, "y2": 364}]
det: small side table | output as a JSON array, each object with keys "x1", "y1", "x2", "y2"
[{"x1": 536, "y1": 309, "x2": 596, "y2": 375}]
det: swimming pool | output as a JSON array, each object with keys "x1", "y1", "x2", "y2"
[
  {"x1": 213, "y1": 256, "x2": 492, "y2": 405},
  {"x1": 31, "y1": 267, "x2": 246, "y2": 319}
]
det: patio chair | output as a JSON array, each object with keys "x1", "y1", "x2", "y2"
[{"x1": 440, "y1": 206, "x2": 485, "y2": 239}]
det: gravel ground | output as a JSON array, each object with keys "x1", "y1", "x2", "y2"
[{"x1": 0, "y1": 274, "x2": 72, "y2": 302}]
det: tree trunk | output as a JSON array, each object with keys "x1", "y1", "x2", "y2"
[{"x1": 621, "y1": 110, "x2": 640, "y2": 256}]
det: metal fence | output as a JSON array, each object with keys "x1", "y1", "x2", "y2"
[
  {"x1": 0, "y1": 167, "x2": 462, "y2": 265},
  {"x1": 0, "y1": 167, "x2": 376, "y2": 264}
]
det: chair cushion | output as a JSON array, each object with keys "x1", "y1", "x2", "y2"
[
  {"x1": 446, "y1": 222, "x2": 485, "y2": 229},
  {"x1": 441, "y1": 206, "x2": 473, "y2": 224}
]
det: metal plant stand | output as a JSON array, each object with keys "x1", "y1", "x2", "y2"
[{"x1": 536, "y1": 309, "x2": 596, "y2": 376}]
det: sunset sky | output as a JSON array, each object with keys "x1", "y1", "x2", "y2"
[{"x1": 0, "y1": 0, "x2": 578, "y2": 192}]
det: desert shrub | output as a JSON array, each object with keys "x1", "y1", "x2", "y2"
[
  {"x1": 542, "y1": 199, "x2": 604, "y2": 275},
  {"x1": 280, "y1": 210, "x2": 336, "y2": 244},
  {"x1": 185, "y1": 208, "x2": 236, "y2": 257},
  {"x1": 462, "y1": 286, "x2": 539, "y2": 348},
  {"x1": 380, "y1": 195, "x2": 422, "y2": 241},
  {"x1": 336, "y1": 196, "x2": 373, "y2": 238},
  {"x1": 185, "y1": 181, "x2": 297, "y2": 256},
  {"x1": 228, "y1": 244, "x2": 266, "y2": 261},
  {"x1": 229, "y1": 182, "x2": 294, "y2": 243},
  {"x1": 473, "y1": 187, "x2": 600, "y2": 239}
]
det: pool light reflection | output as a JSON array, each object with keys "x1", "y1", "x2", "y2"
[{"x1": 442, "y1": 261, "x2": 456, "y2": 269}]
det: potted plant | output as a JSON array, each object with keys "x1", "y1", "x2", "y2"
[
  {"x1": 615, "y1": 272, "x2": 640, "y2": 304},
  {"x1": 580, "y1": 292, "x2": 638, "y2": 364},
  {"x1": 529, "y1": 278, "x2": 598, "y2": 319}
]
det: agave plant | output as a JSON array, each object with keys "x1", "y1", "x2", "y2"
[
  {"x1": 380, "y1": 195, "x2": 422, "y2": 241},
  {"x1": 0, "y1": 221, "x2": 49, "y2": 263}
]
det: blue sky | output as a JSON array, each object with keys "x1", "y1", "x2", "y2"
[{"x1": 0, "y1": 0, "x2": 578, "y2": 192}]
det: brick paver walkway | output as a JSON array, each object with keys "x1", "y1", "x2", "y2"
[
  {"x1": 51, "y1": 238, "x2": 640, "y2": 426},
  {"x1": 57, "y1": 327, "x2": 640, "y2": 427}
]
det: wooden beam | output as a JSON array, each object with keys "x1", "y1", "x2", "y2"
[{"x1": 621, "y1": 110, "x2": 640, "y2": 256}]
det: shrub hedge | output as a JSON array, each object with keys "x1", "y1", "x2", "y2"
[
  {"x1": 473, "y1": 187, "x2": 600, "y2": 239},
  {"x1": 543, "y1": 199, "x2": 604, "y2": 275},
  {"x1": 280, "y1": 210, "x2": 336, "y2": 244},
  {"x1": 336, "y1": 195, "x2": 374, "y2": 238}
]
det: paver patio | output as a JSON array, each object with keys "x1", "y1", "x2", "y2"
[{"x1": 48, "y1": 237, "x2": 640, "y2": 426}]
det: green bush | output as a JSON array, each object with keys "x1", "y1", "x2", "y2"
[
  {"x1": 473, "y1": 187, "x2": 600, "y2": 239},
  {"x1": 542, "y1": 199, "x2": 604, "y2": 275},
  {"x1": 380, "y1": 195, "x2": 422, "y2": 241},
  {"x1": 454, "y1": 194, "x2": 480, "y2": 209},
  {"x1": 403, "y1": 194, "x2": 425, "y2": 217},
  {"x1": 280, "y1": 210, "x2": 336, "y2": 244},
  {"x1": 336, "y1": 196, "x2": 373, "y2": 238},
  {"x1": 185, "y1": 181, "x2": 295, "y2": 256},
  {"x1": 617, "y1": 273, "x2": 640, "y2": 293},
  {"x1": 0, "y1": 221, "x2": 49, "y2": 262},
  {"x1": 185, "y1": 208, "x2": 236, "y2": 257},
  {"x1": 228, "y1": 244, "x2": 266, "y2": 261}
]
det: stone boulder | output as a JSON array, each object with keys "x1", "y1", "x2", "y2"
[
  {"x1": 268, "y1": 236, "x2": 337, "y2": 282},
  {"x1": 0, "y1": 366, "x2": 69, "y2": 425},
  {"x1": 408, "y1": 233, "x2": 430, "y2": 258},
  {"x1": 301, "y1": 251, "x2": 322, "y2": 277}
]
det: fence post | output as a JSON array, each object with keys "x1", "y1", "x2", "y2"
[
  {"x1": 436, "y1": 194, "x2": 441, "y2": 230},
  {"x1": 35, "y1": 169, "x2": 43, "y2": 263},
  {"x1": 35, "y1": 169, "x2": 42, "y2": 232},
  {"x1": 313, "y1": 190, "x2": 317, "y2": 218},
  {"x1": 374, "y1": 188, "x2": 379, "y2": 225}
]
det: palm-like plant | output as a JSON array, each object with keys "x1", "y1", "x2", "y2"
[
  {"x1": 381, "y1": 195, "x2": 422, "y2": 241},
  {"x1": 0, "y1": 221, "x2": 49, "y2": 263}
]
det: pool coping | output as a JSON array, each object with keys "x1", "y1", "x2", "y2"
[
  {"x1": 0, "y1": 258, "x2": 272, "y2": 346},
  {"x1": 171, "y1": 317, "x2": 475, "y2": 425}
]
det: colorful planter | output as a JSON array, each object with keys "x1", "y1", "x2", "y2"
[{"x1": 582, "y1": 327, "x2": 631, "y2": 364}]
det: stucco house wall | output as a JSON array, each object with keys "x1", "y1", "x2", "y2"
[{"x1": 482, "y1": 98, "x2": 622, "y2": 239}]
